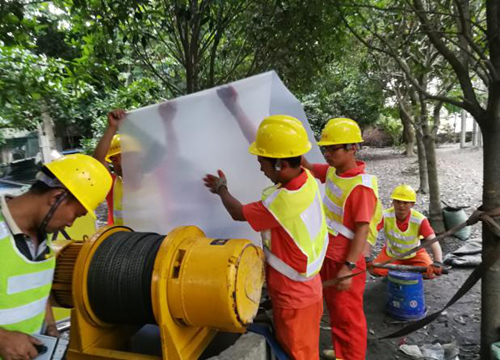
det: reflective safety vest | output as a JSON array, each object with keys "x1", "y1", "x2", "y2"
[
  {"x1": 113, "y1": 176, "x2": 124, "y2": 225},
  {"x1": 0, "y1": 214, "x2": 55, "y2": 334},
  {"x1": 261, "y1": 170, "x2": 329, "y2": 282},
  {"x1": 384, "y1": 208, "x2": 426, "y2": 259},
  {"x1": 323, "y1": 167, "x2": 383, "y2": 246}
]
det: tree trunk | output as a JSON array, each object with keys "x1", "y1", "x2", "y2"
[
  {"x1": 480, "y1": 115, "x2": 500, "y2": 358},
  {"x1": 421, "y1": 125, "x2": 445, "y2": 233},
  {"x1": 460, "y1": 110, "x2": 467, "y2": 148},
  {"x1": 185, "y1": 56, "x2": 195, "y2": 94},
  {"x1": 415, "y1": 128, "x2": 428, "y2": 194},
  {"x1": 399, "y1": 105, "x2": 415, "y2": 156},
  {"x1": 477, "y1": 125, "x2": 483, "y2": 146},
  {"x1": 472, "y1": 119, "x2": 478, "y2": 146},
  {"x1": 416, "y1": 95, "x2": 445, "y2": 232},
  {"x1": 38, "y1": 100, "x2": 58, "y2": 163},
  {"x1": 408, "y1": 83, "x2": 428, "y2": 193}
]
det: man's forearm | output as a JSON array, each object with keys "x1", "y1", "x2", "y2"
[
  {"x1": 428, "y1": 237, "x2": 443, "y2": 262},
  {"x1": 227, "y1": 104, "x2": 256, "y2": 144},
  {"x1": 300, "y1": 157, "x2": 314, "y2": 172},
  {"x1": 218, "y1": 187, "x2": 245, "y2": 221},
  {"x1": 93, "y1": 126, "x2": 117, "y2": 164},
  {"x1": 346, "y1": 222, "x2": 370, "y2": 264},
  {"x1": 44, "y1": 299, "x2": 55, "y2": 325}
]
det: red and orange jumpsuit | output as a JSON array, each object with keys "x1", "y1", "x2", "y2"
[
  {"x1": 243, "y1": 170, "x2": 323, "y2": 360},
  {"x1": 370, "y1": 211, "x2": 435, "y2": 277},
  {"x1": 312, "y1": 161, "x2": 377, "y2": 360}
]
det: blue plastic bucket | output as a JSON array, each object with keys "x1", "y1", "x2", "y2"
[{"x1": 386, "y1": 271, "x2": 426, "y2": 320}]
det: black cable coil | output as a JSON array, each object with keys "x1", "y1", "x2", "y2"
[{"x1": 87, "y1": 231, "x2": 164, "y2": 325}]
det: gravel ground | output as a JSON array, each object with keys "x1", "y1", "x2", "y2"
[{"x1": 319, "y1": 144, "x2": 484, "y2": 360}]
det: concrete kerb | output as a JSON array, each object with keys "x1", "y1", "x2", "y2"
[{"x1": 207, "y1": 332, "x2": 271, "y2": 360}]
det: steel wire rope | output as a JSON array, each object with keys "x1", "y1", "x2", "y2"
[{"x1": 87, "y1": 231, "x2": 164, "y2": 324}]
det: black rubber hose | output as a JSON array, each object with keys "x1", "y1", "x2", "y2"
[{"x1": 87, "y1": 231, "x2": 164, "y2": 324}]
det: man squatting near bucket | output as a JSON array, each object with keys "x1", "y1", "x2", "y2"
[
  {"x1": 302, "y1": 118, "x2": 383, "y2": 360},
  {"x1": 203, "y1": 115, "x2": 328, "y2": 360},
  {"x1": 368, "y1": 184, "x2": 443, "y2": 279}
]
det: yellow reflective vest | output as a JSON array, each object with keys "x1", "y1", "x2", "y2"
[
  {"x1": 384, "y1": 208, "x2": 426, "y2": 259},
  {"x1": 261, "y1": 170, "x2": 328, "y2": 282},
  {"x1": 323, "y1": 167, "x2": 383, "y2": 246},
  {"x1": 113, "y1": 176, "x2": 124, "y2": 225},
  {"x1": 0, "y1": 213, "x2": 55, "y2": 334}
]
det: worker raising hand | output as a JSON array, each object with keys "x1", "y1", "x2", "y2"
[
  {"x1": 107, "y1": 109, "x2": 126, "y2": 129},
  {"x1": 203, "y1": 170, "x2": 228, "y2": 194},
  {"x1": 204, "y1": 116, "x2": 327, "y2": 359}
]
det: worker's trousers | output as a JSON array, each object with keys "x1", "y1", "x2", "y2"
[
  {"x1": 321, "y1": 257, "x2": 367, "y2": 360},
  {"x1": 370, "y1": 247, "x2": 432, "y2": 277},
  {"x1": 273, "y1": 300, "x2": 323, "y2": 360}
]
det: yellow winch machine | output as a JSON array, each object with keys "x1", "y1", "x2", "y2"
[{"x1": 52, "y1": 225, "x2": 265, "y2": 359}]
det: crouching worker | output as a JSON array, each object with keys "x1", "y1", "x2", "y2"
[
  {"x1": 203, "y1": 115, "x2": 328, "y2": 360},
  {"x1": 369, "y1": 184, "x2": 443, "y2": 279},
  {"x1": 0, "y1": 154, "x2": 111, "y2": 360}
]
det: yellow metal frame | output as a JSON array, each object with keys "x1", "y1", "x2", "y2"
[
  {"x1": 67, "y1": 226, "x2": 218, "y2": 360},
  {"x1": 151, "y1": 226, "x2": 217, "y2": 360},
  {"x1": 67, "y1": 225, "x2": 151, "y2": 360}
]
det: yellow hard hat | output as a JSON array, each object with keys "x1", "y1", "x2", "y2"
[
  {"x1": 105, "y1": 134, "x2": 121, "y2": 162},
  {"x1": 105, "y1": 134, "x2": 143, "y2": 162},
  {"x1": 391, "y1": 184, "x2": 417, "y2": 202},
  {"x1": 317, "y1": 118, "x2": 363, "y2": 146},
  {"x1": 45, "y1": 154, "x2": 112, "y2": 219},
  {"x1": 248, "y1": 115, "x2": 312, "y2": 158}
]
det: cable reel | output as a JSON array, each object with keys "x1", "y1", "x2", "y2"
[{"x1": 54, "y1": 225, "x2": 265, "y2": 360}]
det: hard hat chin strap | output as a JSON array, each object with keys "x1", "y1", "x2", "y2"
[{"x1": 38, "y1": 190, "x2": 69, "y2": 240}]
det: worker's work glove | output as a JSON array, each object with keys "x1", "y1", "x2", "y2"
[
  {"x1": 203, "y1": 170, "x2": 228, "y2": 194},
  {"x1": 425, "y1": 261, "x2": 443, "y2": 279}
]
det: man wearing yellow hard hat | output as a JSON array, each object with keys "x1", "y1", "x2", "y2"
[
  {"x1": 369, "y1": 184, "x2": 443, "y2": 278},
  {"x1": 204, "y1": 115, "x2": 328, "y2": 360},
  {"x1": 93, "y1": 109, "x2": 127, "y2": 226},
  {"x1": 0, "y1": 154, "x2": 111, "y2": 360},
  {"x1": 94, "y1": 105, "x2": 176, "y2": 227},
  {"x1": 302, "y1": 118, "x2": 383, "y2": 360}
]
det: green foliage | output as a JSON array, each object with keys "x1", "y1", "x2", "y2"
[
  {"x1": 377, "y1": 114, "x2": 403, "y2": 146},
  {"x1": 0, "y1": 46, "x2": 71, "y2": 130},
  {"x1": 80, "y1": 77, "x2": 163, "y2": 153},
  {"x1": 0, "y1": 0, "x2": 167, "y2": 151},
  {"x1": 62, "y1": 0, "x2": 342, "y2": 95},
  {"x1": 0, "y1": 0, "x2": 349, "y2": 153},
  {"x1": 299, "y1": 50, "x2": 385, "y2": 138}
]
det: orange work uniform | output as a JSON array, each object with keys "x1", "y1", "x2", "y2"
[
  {"x1": 312, "y1": 161, "x2": 377, "y2": 360},
  {"x1": 371, "y1": 212, "x2": 435, "y2": 277},
  {"x1": 243, "y1": 170, "x2": 323, "y2": 360},
  {"x1": 106, "y1": 174, "x2": 117, "y2": 225}
]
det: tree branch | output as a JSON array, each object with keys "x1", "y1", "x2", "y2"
[
  {"x1": 340, "y1": 8, "x2": 469, "y2": 113},
  {"x1": 411, "y1": 0, "x2": 484, "y2": 119}
]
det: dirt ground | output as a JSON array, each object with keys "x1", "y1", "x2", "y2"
[{"x1": 319, "y1": 144, "x2": 483, "y2": 359}]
